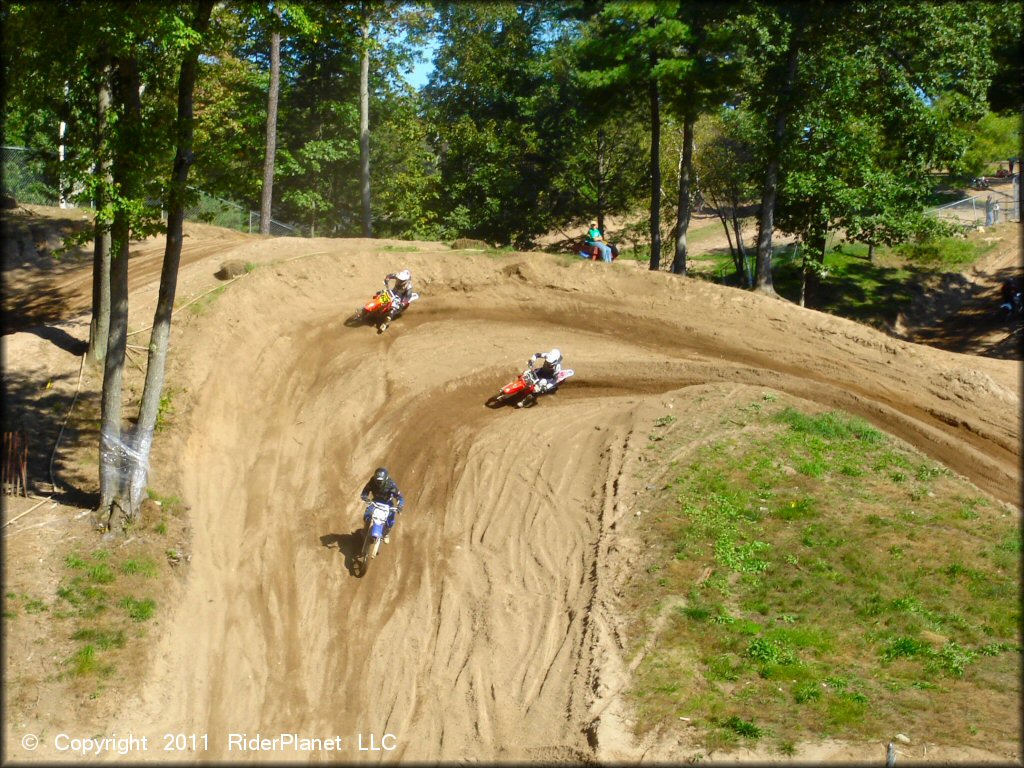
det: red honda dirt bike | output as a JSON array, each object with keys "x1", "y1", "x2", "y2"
[
  {"x1": 351, "y1": 282, "x2": 419, "y2": 332},
  {"x1": 486, "y1": 366, "x2": 575, "y2": 409}
]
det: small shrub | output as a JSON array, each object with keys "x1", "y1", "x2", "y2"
[
  {"x1": 88, "y1": 564, "x2": 116, "y2": 584},
  {"x1": 775, "y1": 498, "x2": 817, "y2": 521},
  {"x1": 122, "y1": 597, "x2": 156, "y2": 622},
  {"x1": 931, "y1": 641, "x2": 976, "y2": 677},
  {"x1": 745, "y1": 637, "x2": 797, "y2": 666},
  {"x1": 793, "y1": 681, "x2": 821, "y2": 703},
  {"x1": 72, "y1": 628, "x2": 126, "y2": 650},
  {"x1": 64, "y1": 553, "x2": 88, "y2": 570},
  {"x1": 723, "y1": 715, "x2": 764, "y2": 739},
  {"x1": 23, "y1": 597, "x2": 48, "y2": 614},
  {"x1": 881, "y1": 636, "x2": 930, "y2": 662},
  {"x1": 120, "y1": 559, "x2": 158, "y2": 578},
  {"x1": 71, "y1": 644, "x2": 99, "y2": 675}
]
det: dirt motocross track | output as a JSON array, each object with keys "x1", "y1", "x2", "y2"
[{"x1": 2, "y1": 210, "x2": 1021, "y2": 763}]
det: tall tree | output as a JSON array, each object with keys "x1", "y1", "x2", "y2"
[
  {"x1": 127, "y1": 0, "x2": 216, "y2": 515},
  {"x1": 259, "y1": 4, "x2": 283, "y2": 235},
  {"x1": 89, "y1": 65, "x2": 113, "y2": 363},
  {"x1": 749, "y1": 4, "x2": 809, "y2": 296},
  {"x1": 656, "y1": 3, "x2": 743, "y2": 275},
  {"x1": 424, "y1": 3, "x2": 557, "y2": 246},
  {"x1": 94, "y1": 2, "x2": 217, "y2": 531},
  {"x1": 358, "y1": 5, "x2": 372, "y2": 236},
  {"x1": 576, "y1": 1, "x2": 678, "y2": 270}
]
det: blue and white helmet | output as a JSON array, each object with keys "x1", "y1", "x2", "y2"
[{"x1": 544, "y1": 348, "x2": 562, "y2": 366}]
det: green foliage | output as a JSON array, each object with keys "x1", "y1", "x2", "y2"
[
  {"x1": 721, "y1": 715, "x2": 764, "y2": 739},
  {"x1": 895, "y1": 237, "x2": 985, "y2": 268},
  {"x1": 121, "y1": 597, "x2": 156, "y2": 622},
  {"x1": 119, "y1": 559, "x2": 158, "y2": 578}
]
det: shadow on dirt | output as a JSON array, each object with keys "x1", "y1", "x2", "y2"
[
  {"x1": 485, "y1": 393, "x2": 537, "y2": 409},
  {"x1": 1, "y1": 365, "x2": 100, "y2": 507},
  {"x1": 23, "y1": 324, "x2": 89, "y2": 355},
  {"x1": 343, "y1": 313, "x2": 366, "y2": 329},
  {"x1": 898, "y1": 263, "x2": 1023, "y2": 360},
  {"x1": 320, "y1": 528, "x2": 367, "y2": 577}
]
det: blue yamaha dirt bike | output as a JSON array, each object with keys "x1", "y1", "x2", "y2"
[{"x1": 358, "y1": 501, "x2": 394, "y2": 574}]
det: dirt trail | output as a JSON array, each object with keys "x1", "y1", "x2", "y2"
[{"x1": 2, "y1": 221, "x2": 1020, "y2": 763}]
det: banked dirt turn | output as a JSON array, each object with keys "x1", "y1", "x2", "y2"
[{"x1": 87, "y1": 241, "x2": 1019, "y2": 762}]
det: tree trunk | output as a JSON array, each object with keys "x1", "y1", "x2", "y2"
[
  {"x1": 58, "y1": 82, "x2": 69, "y2": 208},
  {"x1": 88, "y1": 64, "x2": 112, "y2": 365},
  {"x1": 259, "y1": 22, "x2": 281, "y2": 235},
  {"x1": 96, "y1": 54, "x2": 143, "y2": 531},
  {"x1": 128, "y1": 0, "x2": 215, "y2": 521},
  {"x1": 596, "y1": 128, "x2": 605, "y2": 235},
  {"x1": 799, "y1": 248, "x2": 807, "y2": 308},
  {"x1": 672, "y1": 114, "x2": 695, "y2": 275},
  {"x1": 731, "y1": 210, "x2": 751, "y2": 288},
  {"x1": 648, "y1": 56, "x2": 662, "y2": 271},
  {"x1": 753, "y1": 20, "x2": 802, "y2": 295},
  {"x1": 359, "y1": 15, "x2": 372, "y2": 238}
]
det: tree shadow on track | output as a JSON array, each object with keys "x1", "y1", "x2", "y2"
[
  {"x1": 320, "y1": 528, "x2": 367, "y2": 577},
  {"x1": 23, "y1": 324, "x2": 89, "y2": 356},
  {"x1": 1, "y1": 365, "x2": 100, "y2": 508}
]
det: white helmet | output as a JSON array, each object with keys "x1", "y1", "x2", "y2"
[
  {"x1": 396, "y1": 269, "x2": 411, "y2": 282},
  {"x1": 544, "y1": 348, "x2": 562, "y2": 365}
]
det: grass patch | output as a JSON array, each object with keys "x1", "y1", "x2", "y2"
[
  {"x1": 121, "y1": 596, "x2": 156, "y2": 622},
  {"x1": 50, "y1": 540, "x2": 170, "y2": 691},
  {"x1": 764, "y1": 236, "x2": 997, "y2": 330},
  {"x1": 120, "y1": 558, "x2": 158, "y2": 578},
  {"x1": 186, "y1": 284, "x2": 227, "y2": 315},
  {"x1": 625, "y1": 395, "x2": 1020, "y2": 750}
]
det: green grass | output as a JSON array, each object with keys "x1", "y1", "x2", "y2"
[
  {"x1": 120, "y1": 558, "x2": 158, "y2": 578},
  {"x1": 121, "y1": 596, "x2": 156, "y2": 622},
  {"x1": 54, "y1": 545, "x2": 166, "y2": 685},
  {"x1": 692, "y1": 233, "x2": 999, "y2": 331},
  {"x1": 626, "y1": 396, "x2": 1020, "y2": 751},
  {"x1": 186, "y1": 284, "x2": 227, "y2": 315}
]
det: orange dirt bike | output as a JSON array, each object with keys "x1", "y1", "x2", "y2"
[
  {"x1": 352, "y1": 282, "x2": 420, "y2": 332},
  {"x1": 485, "y1": 366, "x2": 574, "y2": 409}
]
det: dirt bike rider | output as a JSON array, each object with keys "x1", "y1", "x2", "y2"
[
  {"x1": 379, "y1": 269, "x2": 414, "y2": 331},
  {"x1": 360, "y1": 466, "x2": 405, "y2": 543},
  {"x1": 1000, "y1": 275, "x2": 1023, "y2": 317},
  {"x1": 527, "y1": 348, "x2": 563, "y2": 396}
]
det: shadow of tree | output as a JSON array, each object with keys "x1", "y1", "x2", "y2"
[{"x1": 1, "y1": 364, "x2": 100, "y2": 507}]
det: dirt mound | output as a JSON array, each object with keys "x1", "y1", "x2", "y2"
[{"x1": 2, "y1": 217, "x2": 1019, "y2": 763}]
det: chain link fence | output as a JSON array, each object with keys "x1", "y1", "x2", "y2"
[
  {"x1": 3, "y1": 146, "x2": 306, "y2": 236},
  {"x1": 927, "y1": 180, "x2": 1020, "y2": 229},
  {"x1": 1, "y1": 146, "x2": 60, "y2": 205}
]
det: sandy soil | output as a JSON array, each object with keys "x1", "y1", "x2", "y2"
[{"x1": 2, "y1": 207, "x2": 1020, "y2": 764}]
